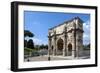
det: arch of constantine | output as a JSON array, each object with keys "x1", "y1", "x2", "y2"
[{"x1": 48, "y1": 17, "x2": 84, "y2": 58}]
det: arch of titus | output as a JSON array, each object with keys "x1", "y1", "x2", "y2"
[{"x1": 48, "y1": 17, "x2": 84, "y2": 58}]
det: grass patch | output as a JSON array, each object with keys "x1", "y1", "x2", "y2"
[{"x1": 24, "y1": 47, "x2": 38, "y2": 55}]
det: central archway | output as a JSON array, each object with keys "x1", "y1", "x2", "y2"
[
  {"x1": 57, "y1": 38, "x2": 63, "y2": 55},
  {"x1": 68, "y1": 43, "x2": 72, "y2": 56}
]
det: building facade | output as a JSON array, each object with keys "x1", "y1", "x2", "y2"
[{"x1": 48, "y1": 17, "x2": 84, "y2": 58}]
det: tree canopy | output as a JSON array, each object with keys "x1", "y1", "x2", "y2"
[
  {"x1": 27, "y1": 39, "x2": 34, "y2": 49},
  {"x1": 24, "y1": 30, "x2": 34, "y2": 37},
  {"x1": 24, "y1": 40, "x2": 27, "y2": 47},
  {"x1": 24, "y1": 30, "x2": 35, "y2": 49},
  {"x1": 39, "y1": 44, "x2": 48, "y2": 49}
]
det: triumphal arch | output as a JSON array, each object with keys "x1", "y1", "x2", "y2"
[{"x1": 48, "y1": 17, "x2": 84, "y2": 58}]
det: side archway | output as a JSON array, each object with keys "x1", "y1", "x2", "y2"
[
  {"x1": 68, "y1": 43, "x2": 72, "y2": 56},
  {"x1": 57, "y1": 38, "x2": 63, "y2": 55}
]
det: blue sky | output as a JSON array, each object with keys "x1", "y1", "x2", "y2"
[{"x1": 24, "y1": 11, "x2": 90, "y2": 45}]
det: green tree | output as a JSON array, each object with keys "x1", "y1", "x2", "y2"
[
  {"x1": 39, "y1": 44, "x2": 48, "y2": 49},
  {"x1": 24, "y1": 30, "x2": 34, "y2": 37},
  {"x1": 24, "y1": 30, "x2": 34, "y2": 48},
  {"x1": 40, "y1": 44, "x2": 45, "y2": 49},
  {"x1": 45, "y1": 45, "x2": 48, "y2": 49},
  {"x1": 24, "y1": 40, "x2": 27, "y2": 47},
  {"x1": 87, "y1": 43, "x2": 90, "y2": 48},
  {"x1": 27, "y1": 39, "x2": 34, "y2": 49}
]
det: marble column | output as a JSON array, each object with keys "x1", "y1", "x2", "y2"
[
  {"x1": 63, "y1": 40, "x2": 66, "y2": 56},
  {"x1": 75, "y1": 37, "x2": 79, "y2": 58},
  {"x1": 72, "y1": 39, "x2": 75, "y2": 58},
  {"x1": 72, "y1": 23, "x2": 76, "y2": 58},
  {"x1": 63, "y1": 26, "x2": 67, "y2": 56},
  {"x1": 53, "y1": 30, "x2": 56, "y2": 56},
  {"x1": 48, "y1": 32, "x2": 51, "y2": 56}
]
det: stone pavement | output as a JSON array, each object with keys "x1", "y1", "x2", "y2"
[{"x1": 24, "y1": 55, "x2": 90, "y2": 62}]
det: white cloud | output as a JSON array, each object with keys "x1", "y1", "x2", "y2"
[
  {"x1": 31, "y1": 37, "x2": 47, "y2": 45},
  {"x1": 83, "y1": 20, "x2": 90, "y2": 30},
  {"x1": 83, "y1": 34, "x2": 89, "y2": 38},
  {"x1": 83, "y1": 20, "x2": 90, "y2": 45}
]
